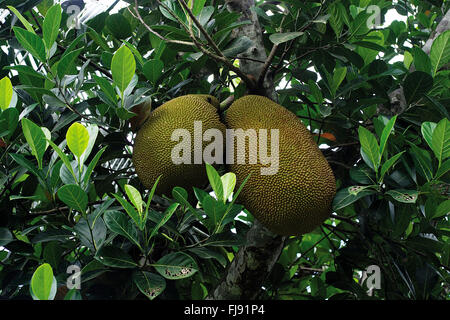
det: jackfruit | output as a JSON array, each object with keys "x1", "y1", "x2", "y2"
[
  {"x1": 132, "y1": 95, "x2": 226, "y2": 196},
  {"x1": 224, "y1": 95, "x2": 336, "y2": 236}
]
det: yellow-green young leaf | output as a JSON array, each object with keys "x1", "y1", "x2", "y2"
[
  {"x1": 31, "y1": 263, "x2": 56, "y2": 300},
  {"x1": 41, "y1": 127, "x2": 51, "y2": 153},
  {"x1": 221, "y1": 172, "x2": 236, "y2": 202},
  {"x1": 7, "y1": 6, "x2": 35, "y2": 34},
  {"x1": 404, "y1": 51, "x2": 413, "y2": 69},
  {"x1": 125, "y1": 184, "x2": 143, "y2": 214},
  {"x1": 111, "y1": 45, "x2": 136, "y2": 93},
  {"x1": 22, "y1": 118, "x2": 47, "y2": 170},
  {"x1": 430, "y1": 29, "x2": 450, "y2": 76},
  {"x1": 0, "y1": 77, "x2": 13, "y2": 110},
  {"x1": 43, "y1": 4, "x2": 62, "y2": 52},
  {"x1": 66, "y1": 122, "x2": 89, "y2": 159},
  {"x1": 205, "y1": 163, "x2": 223, "y2": 203},
  {"x1": 358, "y1": 126, "x2": 380, "y2": 172}
]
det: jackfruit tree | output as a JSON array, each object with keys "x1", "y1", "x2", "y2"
[{"x1": 0, "y1": 0, "x2": 448, "y2": 302}]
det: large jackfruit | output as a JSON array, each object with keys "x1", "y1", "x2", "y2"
[
  {"x1": 132, "y1": 95, "x2": 226, "y2": 196},
  {"x1": 224, "y1": 95, "x2": 336, "y2": 236}
]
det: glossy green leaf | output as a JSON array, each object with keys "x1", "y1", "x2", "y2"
[
  {"x1": 13, "y1": 27, "x2": 46, "y2": 62},
  {"x1": 153, "y1": 252, "x2": 198, "y2": 280},
  {"x1": 143, "y1": 59, "x2": 164, "y2": 84},
  {"x1": 111, "y1": 46, "x2": 136, "y2": 94},
  {"x1": 0, "y1": 108, "x2": 19, "y2": 140},
  {"x1": 269, "y1": 32, "x2": 304, "y2": 45},
  {"x1": 7, "y1": 6, "x2": 35, "y2": 34},
  {"x1": 411, "y1": 47, "x2": 431, "y2": 74},
  {"x1": 57, "y1": 184, "x2": 88, "y2": 214},
  {"x1": 0, "y1": 77, "x2": 13, "y2": 110},
  {"x1": 386, "y1": 189, "x2": 419, "y2": 204},
  {"x1": 332, "y1": 186, "x2": 377, "y2": 211},
  {"x1": 112, "y1": 194, "x2": 141, "y2": 228},
  {"x1": 379, "y1": 115, "x2": 397, "y2": 161},
  {"x1": 404, "y1": 71, "x2": 433, "y2": 105},
  {"x1": 433, "y1": 200, "x2": 450, "y2": 219},
  {"x1": 132, "y1": 271, "x2": 166, "y2": 300},
  {"x1": 30, "y1": 263, "x2": 56, "y2": 300},
  {"x1": 149, "y1": 203, "x2": 179, "y2": 240},
  {"x1": 421, "y1": 121, "x2": 437, "y2": 150},
  {"x1": 95, "y1": 246, "x2": 138, "y2": 268},
  {"x1": 125, "y1": 184, "x2": 143, "y2": 215},
  {"x1": 380, "y1": 151, "x2": 405, "y2": 181},
  {"x1": 431, "y1": 118, "x2": 450, "y2": 167},
  {"x1": 143, "y1": 175, "x2": 161, "y2": 227},
  {"x1": 47, "y1": 140, "x2": 78, "y2": 183},
  {"x1": 330, "y1": 67, "x2": 347, "y2": 97},
  {"x1": 93, "y1": 75, "x2": 117, "y2": 104},
  {"x1": 435, "y1": 159, "x2": 450, "y2": 179},
  {"x1": 22, "y1": 118, "x2": 47, "y2": 170},
  {"x1": 430, "y1": 29, "x2": 450, "y2": 76},
  {"x1": 57, "y1": 48, "x2": 83, "y2": 78},
  {"x1": 43, "y1": 4, "x2": 62, "y2": 52},
  {"x1": 358, "y1": 126, "x2": 380, "y2": 172},
  {"x1": 409, "y1": 144, "x2": 433, "y2": 182},
  {"x1": 66, "y1": 122, "x2": 89, "y2": 159},
  {"x1": 104, "y1": 211, "x2": 141, "y2": 248},
  {"x1": 106, "y1": 14, "x2": 132, "y2": 39},
  {"x1": 206, "y1": 163, "x2": 224, "y2": 203}
]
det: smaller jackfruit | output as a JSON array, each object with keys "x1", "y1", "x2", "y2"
[{"x1": 132, "y1": 95, "x2": 226, "y2": 196}]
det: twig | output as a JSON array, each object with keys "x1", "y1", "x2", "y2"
[{"x1": 129, "y1": 2, "x2": 194, "y2": 46}]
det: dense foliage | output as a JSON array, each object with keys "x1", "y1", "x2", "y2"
[{"x1": 0, "y1": 0, "x2": 449, "y2": 300}]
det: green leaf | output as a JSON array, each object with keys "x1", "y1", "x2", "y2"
[
  {"x1": 47, "y1": 140, "x2": 78, "y2": 183},
  {"x1": 350, "y1": 11, "x2": 371, "y2": 36},
  {"x1": 308, "y1": 80, "x2": 323, "y2": 105},
  {"x1": 205, "y1": 163, "x2": 224, "y2": 203},
  {"x1": 421, "y1": 121, "x2": 437, "y2": 150},
  {"x1": 125, "y1": 184, "x2": 143, "y2": 215},
  {"x1": 113, "y1": 194, "x2": 141, "y2": 228},
  {"x1": 379, "y1": 115, "x2": 397, "y2": 161},
  {"x1": 95, "y1": 246, "x2": 138, "y2": 268},
  {"x1": 435, "y1": 159, "x2": 450, "y2": 179},
  {"x1": 12, "y1": 27, "x2": 46, "y2": 62},
  {"x1": 189, "y1": 0, "x2": 207, "y2": 16},
  {"x1": 433, "y1": 200, "x2": 450, "y2": 219},
  {"x1": 93, "y1": 75, "x2": 117, "y2": 104},
  {"x1": 269, "y1": 32, "x2": 304, "y2": 45},
  {"x1": 143, "y1": 175, "x2": 161, "y2": 227},
  {"x1": 66, "y1": 122, "x2": 90, "y2": 159},
  {"x1": 149, "y1": 203, "x2": 179, "y2": 240},
  {"x1": 30, "y1": 263, "x2": 56, "y2": 300},
  {"x1": 431, "y1": 118, "x2": 450, "y2": 167},
  {"x1": 7, "y1": 6, "x2": 35, "y2": 34},
  {"x1": 203, "y1": 195, "x2": 227, "y2": 228},
  {"x1": 332, "y1": 186, "x2": 377, "y2": 211},
  {"x1": 43, "y1": 4, "x2": 62, "y2": 52},
  {"x1": 0, "y1": 77, "x2": 13, "y2": 110},
  {"x1": 172, "y1": 186, "x2": 202, "y2": 220},
  {"x1": 79, "y1": 124, "x2": 99, "y2": 165},
  {"x1": 0, "y1": 108, "x2": 19, "y2": 140},
  {"x1": 411, "y1": 47, "x2": 432, "y2": 74},
  {"x1": 57, "y1": 48, "x2": 83, "y2": 78},
  {"x1": 430, "y1": 29, "x2": 450, "y2": 76},
  {"x1": 22, "y1": 118, "x2": 47, "y2": 170},
  {"x1": 386, "y1": 190, "x2": 419, "y2": 204},
  {"x1": 380, "y1": 151, "x2": 405, "y2": 181},
  {"x1": 104, "y1": 211, "x2": 141, "y2": 248},
  {"x1": 0, "y1": 228, "x2": 13, "y2": 246},
  {"x1": 403, "y1": 71, "x2": 434, "y2": 105},
  {"x1": 409, "y1": 144, "x2": 433, "y2": 182},
  {"x1": 111, "y1": 46, "x2": 136, "y2": 94},
  {"x1": 222, "y1": 36, "x2": 253, "y2": 57},
  {"x1": 57, "y1": 184, "x2": 88, "y2": 214},
  {"x1": 221, "y1": 172, "x2": 236, "y2": 202},
  {"x1": 106, "y1": 13, "x2": 132, "y2": 39},
  {"x1": 143, "y1": 59, "x2": 163, "y2": 84},
  {"x1": 358, "y1": 126, "x2": 380, "y2": 172},
  {"x1": 153, "y1": 252, "x2": 198, "y2": 280},
  {"x1": 330, "y1": 67, "x2": 347, "y2": 97},
  {"x1": 133, "y1": 271, "x2": 166, "y2": 300}
]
